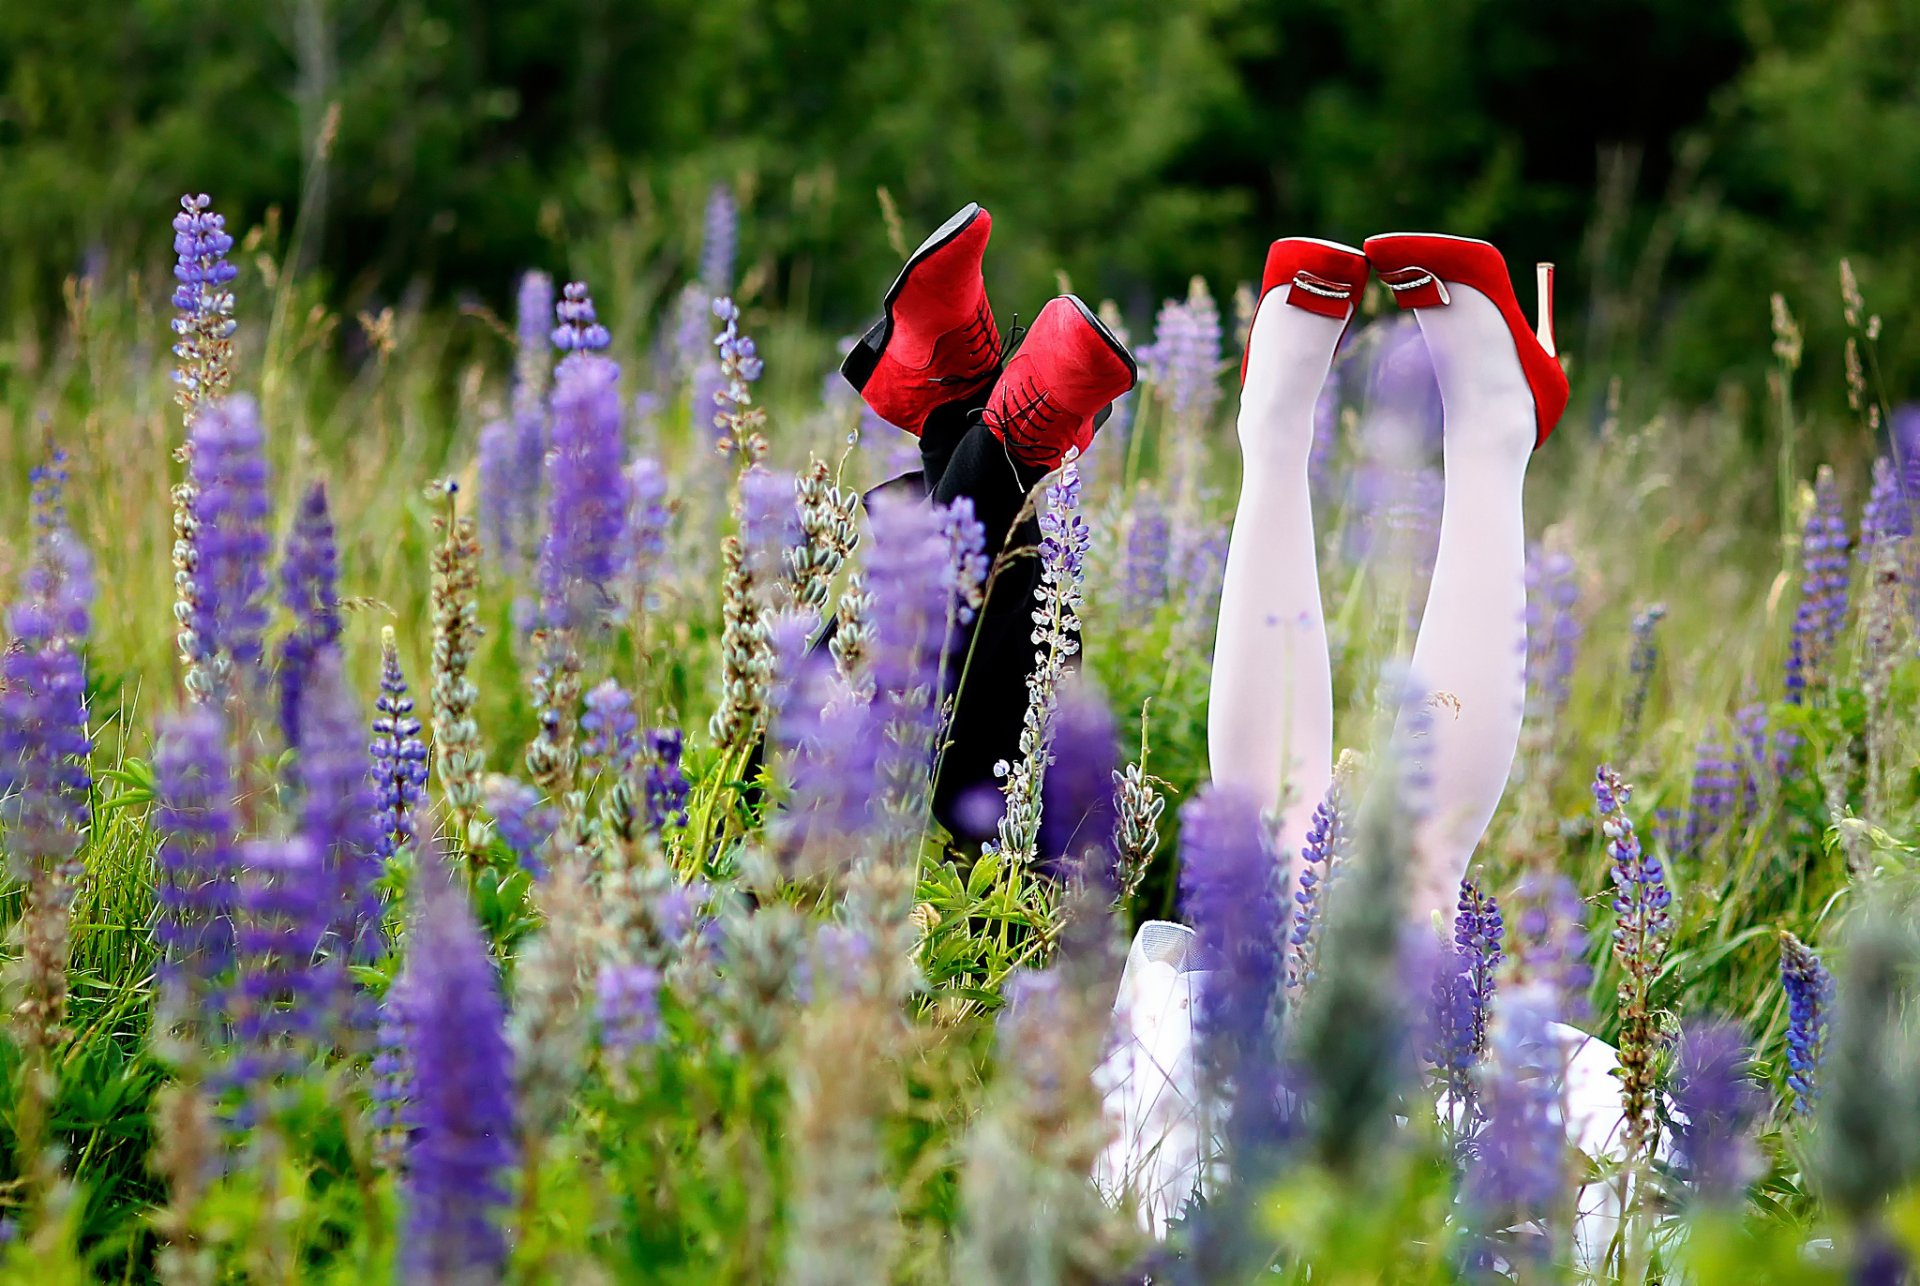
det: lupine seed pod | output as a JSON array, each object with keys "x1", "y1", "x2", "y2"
[
  {"x1": 1111, "y1": 758, "x2": 1165, "y2": 905},
  {"x1": 785, "y1": 457, "x2": 860, "y2": 621},
  {"x1": 428, "y1": 482, "x2": 485, "y2": 853},
  {"x1": 829, "y1": 571, "x2": 875, "y2": 700}
]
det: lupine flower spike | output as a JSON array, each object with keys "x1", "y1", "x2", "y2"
[
  {"x1": 1779, "y1": 930, "x2": 1833, "y2": 1114},
  {"x1": 277, "y1": 481, "x2": 340, "y2": 751},
  {"x1": 370, "y1": 626, "x2": 428, "y2": 864},
  {"x1": 992, "y1": 455, "x2": 1090, "y2": 865},
  {"x1": 1596, "y1": 764, "x2": 1671, "y2": 1162},
  {"x1": 187, "y1": 395, "x2": 272, "y2": 700},
  {"x1": 394, "y1": 847, "x2": 517, "y2": 1284}
]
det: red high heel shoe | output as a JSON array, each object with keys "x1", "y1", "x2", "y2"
[
  {"x1": 1239, "y1": 237, "x2": 1371, "y2": 385},
  {"x1": 982, "y1": 295, "x2": 1137, "y2": 470},
  {"x1": 841, "y1": 202, "x2": 1002, "y2": 436},
  {"x1": 1361, "y1": 233, "x2": 1568, "y2": 448}
]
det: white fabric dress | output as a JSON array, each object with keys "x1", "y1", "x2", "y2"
[{"x1": 1094, "y1": 921, "x2": 1661, "y2": 1269}]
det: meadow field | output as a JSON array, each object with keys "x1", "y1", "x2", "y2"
[{"x1": 0, "y1": 183, "x2": 1916, "y2": 1285}]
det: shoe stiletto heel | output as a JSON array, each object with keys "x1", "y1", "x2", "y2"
[
  {"x1": 1239, "y1": 237, "x2": 1371, "y2": 385},
  {"x1": 1362, "y1": 232, "x2": 1570, "y2": 447}
]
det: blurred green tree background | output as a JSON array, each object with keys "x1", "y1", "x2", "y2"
[{"x1": 2, "y1": 0, "x2": 1915, "y2": 405}]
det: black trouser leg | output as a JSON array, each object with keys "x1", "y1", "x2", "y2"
[{"x1": 917, "y1": 400, "x2": 1054, "y2": 842}]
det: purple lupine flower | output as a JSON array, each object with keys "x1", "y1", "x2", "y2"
[
  {"x1": 1621, "y1": 603, "x2": 1667, "y2": 749},
  {"x1": 1175, "y1": 519, "x2": 1230, "y2": 628},
  {"x1": 1287, "y1": 779, "x2": 1347, "y2": 994},
  {"x1": 1180, "y1": 782, "x2": 1290, "y2": 1154},
  {"x1": 297, "y1": 649, "x2": 384, "y2": 964},
  {"x1": 234, "y1": 836, "x2": 337, "y2": 1086},
  {"x1": 187, "y1": 394, "x2": 273, "y2": 679},
  {"x1": 1035, "y1": 678, "x2": 1120, "y2": 886},
  {"x1": 170, "y1": 194, "x2": 239, "y2": 412},
  {"x1": 689, "y1": 359, "x2": 727, "y2": 440},
  {"x1": 395, "y1": 859, "x2": 516, "y2": 1285},
  {"x1": 1892, "y1": 404, "x2": 1920, "y2": 511},
  {"x1": 1120, "y1": 492, "x2": 1171, "y2": 621},
  {"x1": 1780, "y1": 930, "x2": 1833, "y2": 1114},
  {"x1": 368, "y1": 628, "x2": 428, "y2": 862},
  {"x1": 867, "y1": 492, "x2": 955, "y2": 708},
  {"x1": 1859, "y1": 456, "x2": 1910, "y2": 554},
  {"x1": 1787, "y1": 466, "x2": 1851, "y2": 700},
  {"x1": 152, "y1": 708, "x2": 240, "y2": 1025},
  {"x1": 2, "y1": 464, "x2": 94, "y2": 873},
  {"x1": 1734, "y1": 700, "x2": 1771, "y2": 812},
  {"x1": 539, "y1": 352, "x2": 629, "y2": 632},
  {"x1": 1523, "y1": 545, "x2": 1581, "y2": 720},
  {"x1": 940, "y1": 496, "x2": 988, "y2": 627},
  {"x1": 1683, "y1": 734, "x2": 1738, "y2": 857},
  {"x1": 23, "y1": 452, "x2": 93, "y2": 643},
  {"x1": 699, "y1": 183, "x2": 738, "y2": 292},
  {"x1": 369, "y1": 996, "x2": 410, "y2": 1156},
  {"x1": 484, "y1": 776, "x2": 553, "y2": 878},
  {"x1": 624, "y1": 456, "x2": 671, "y2": 613},
  {"x1": 1429, "y1": 877, "x2": 1503, "y2": 1126},
  {"x1": 580, "y1": 678, "x2": 640, "y2": 780},
  {"x1": 644, "y1": 729, "x2": 690, "y2": 831},
  {"x1": 479, "y1": 271, "x2": 555, "y2": 574},
  {"x1": 596, "y1": 963, "x2": 665, "y2": 1055},
  {"x1": 671, "y1": 284, "x2": 714, "y2": 381},
  {"x1": 277, "y1": 482, "x2": 341, "y2": 751},
  {"x1": 551, "y1": 280, "x2": 611, "y2": 355},
  {"x1": 1670, "y1": 1019, "x2": 1764, "y2": 1205},
  {"x1": 1465, "y1": 979, "x2": 1566, "y2": 1266},
  {"x1": 1140, "y1": 279, "x2": 1222, "y2": 426}
]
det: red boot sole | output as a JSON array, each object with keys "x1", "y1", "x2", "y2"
[{"x1": 841, "y1": 202, "x2": 986, "y2": 392}]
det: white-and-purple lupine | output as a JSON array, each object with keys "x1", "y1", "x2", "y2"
[
  {"x1": 395, "y1": 857, "x2": 517, "y2": 1285},
  {"x1": 1119, "y1": 491, "x2": 1171, "y2": 621},
  {"x1": 1670, "y1": 1019, "x2": 1764, "y2": 1206},
  {"x1": 992, "y1": 458, "x2": 1090, "y2": 864},
  {"x1": 152, "y1": 708, "x2": 240, "y2": 1033},
  {"x1": 1598, "y1": 764, "x2": 1670, "y2": 1154},
  {"x1": 712, "y1": 297, "x2": 765, "y2": 454},
  {"x1": 277, "y1": 482, "x2": 341, "y2": 752},
  {"x1": 170, "y1": 194, "x2": 238, "y2": 415},
  {"x1": 187, "y1": 394, "x2": 273, "y2": 688},
  {"x1": 700, "y1": 183, "x2": 737, "y2": 293},
  {"x1": 1523, "y1": 544, "x2": 1581, "y2": 721},
  {"x1": 369, "y1": 627, "x2": 428, "y2": 863},
  {"x1": 552, "y1": 279, "x2": 611, "y2": 357},
  {"x1": 1859, "y1": 455, "x2": 1911, "y2": 556},
  {"x1": 1287, "y1": 778, "x2": 1347, "y2": 995},
  {"x1": 1780, "y1": 930, "x2": 1833, "y2": 1114},
  {"x1": 539, "y1": 329, "x2": 629, "y2": 633}
]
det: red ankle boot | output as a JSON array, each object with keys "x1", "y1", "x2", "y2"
[
  {"x1": 841, "y1": 203, "x2": 1001, "y2": 436},
  {"x1": 982, "y1": 295, "x2": 1137, "y2": 470}
]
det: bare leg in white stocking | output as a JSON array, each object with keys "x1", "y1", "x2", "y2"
[
  {"x1": 1392, "y1": 285, "x2": 1536, "y2": 928},
  {"x1": 1206, "y1": 282, "x2": 1345, "y2": 845}
]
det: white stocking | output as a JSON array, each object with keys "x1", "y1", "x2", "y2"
[
  {"x1": 1393, "y1": 285, "x2": 1537, "y2": 928},
  {"x1": 1206, "y1": 284, "x2": 1344, "y2": 845}
]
